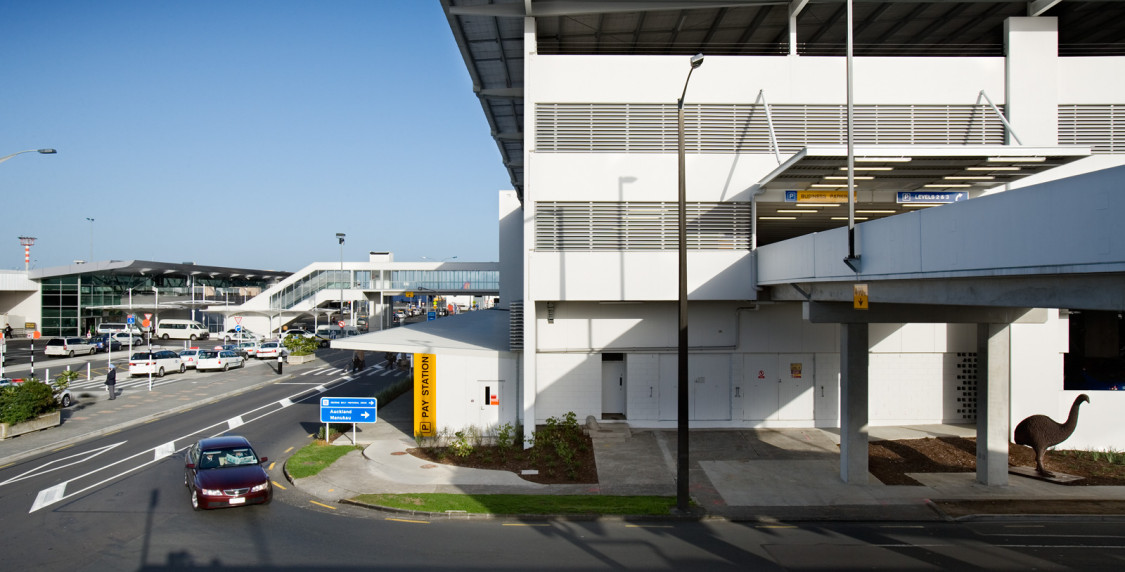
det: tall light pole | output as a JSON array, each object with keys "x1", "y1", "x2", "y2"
[
  {"x1": 336, "y1": 233, "x2": 346, "y2": 324},
  {"x1": 0, "y1": 148, "x2": 56, "y2": 165},
  {"x1": 85, "y1": 217, "x2": 95, "y2": 262},
  {"x1": 676, "y1": 52, "x2": 704, "y2": 514}
]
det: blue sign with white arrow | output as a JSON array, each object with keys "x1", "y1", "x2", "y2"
[{"x1": 320, "y1": 397, "x2": 378, "y2": 423}]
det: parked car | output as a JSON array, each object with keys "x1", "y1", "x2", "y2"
[
  {"x1": 237, "y1": 341, "x2": 259, "y2": 357},
  {"x1": 111, "y1": 331, "x2": 147, "y2": 347},
  {"x1": 178, "y1": 348, "x2": 202, "y2": 369},
  {"x1": 218, "y1": 344, "x2": 248, "y2": 359},
  {"x1": 90, "y1": 334, "x2": 123, "y2": 353},
  {"x1": 44, "y1": 337, "x2": 96, "y2": 358},
  {"x1": 223, "y1": 329, "x2": 261, "y2": 343},
  {"x1": 96, "y1": 322, "x2": 143, "y2": 336},
  {"x1": 129, "y1": 350, "x2": 185, "y2": 377},
  {"x1": 183, "y1": 435, "x2": 271, "y2": 510},
  {"x1": 255, "y1": 341, "x2": 286, "y2": 359},
  {"x1": 196, "y1": 349, "x2": 245, "y2": 372}
]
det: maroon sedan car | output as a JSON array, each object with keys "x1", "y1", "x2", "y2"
[{"x1": 184, "y1": 435, "x2": 272, "y2": 510}]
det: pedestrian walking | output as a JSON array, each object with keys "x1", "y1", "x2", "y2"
[{"x1": 105, "y1": 364, "x2": 117, "y2": 400}]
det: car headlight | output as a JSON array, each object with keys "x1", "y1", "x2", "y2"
[
  {"x1": 250, "y1": 482, "x2": 270, "y2": 493},
  {"x1": 200, "y1": 488, "x2": 223, "y2": 496}
]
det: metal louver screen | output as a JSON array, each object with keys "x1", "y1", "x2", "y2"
[
  {"x1": 509, "y1": 301, "x2": 523, "y2": 351},
  {"x1": 536, "y1": 103, "x2": 1006, "y2": 152},
  {"x1": 535, "y1": 202, "x2": 751, "y2": 251},
  {"x1": 1059, "y1": 105, "x2": 1125, "y2": 153}
]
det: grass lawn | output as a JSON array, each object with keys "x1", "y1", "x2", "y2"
[
  {"x1": 350, "y1": 493, "x2": 679, "y2": 515},
  {"x1": 286, "y1": 441, "x2": 361, "y2": 479}
]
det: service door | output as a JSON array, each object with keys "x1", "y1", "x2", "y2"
[
  {"x1": 777, "y1": 354, "x2": 814, "y2": 421},
  {"x1": 742, "y1": 355, "x2": 778, "y2": 421},
  {"x1": 601, "y1": 358, "x2": 626, "y2": 418},
  {"x1": 476, "y1": 381, "x2": 501, "y2": 429}
]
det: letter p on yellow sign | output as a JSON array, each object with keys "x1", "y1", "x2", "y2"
[{"x1": 854, "y1": 284, "x2": 869, "y2": 310}]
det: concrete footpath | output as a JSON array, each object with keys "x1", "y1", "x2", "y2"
[
  {"x1": 295, "y1": 391, "x2": 1125, "y2": 521},
  {"x1": 4, "y1": 352, "x2": 1125, "y2": 521}
]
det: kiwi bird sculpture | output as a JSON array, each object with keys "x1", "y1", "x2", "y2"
[{"x1": 1014, "y1": 394, "x2": 1090, "y2": 477}]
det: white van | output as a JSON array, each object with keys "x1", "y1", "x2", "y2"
[
  {"x1": 155, "y1": 319, "x2": 210, "y2": 341},
  {"x1": 315, "y1": 325, "x2": 360, "y2": 339},
  {"x1": 97, "y1": 322, "x2": 142, "y2": 335}
]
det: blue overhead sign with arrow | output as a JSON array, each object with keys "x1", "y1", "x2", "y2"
[{"x1": 319, "y1": 397, "x2": 378, "y2": 423}]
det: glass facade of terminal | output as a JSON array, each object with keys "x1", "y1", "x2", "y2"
[{"x1": 40, "y1": 272, "x2": 275, "y2": 337}]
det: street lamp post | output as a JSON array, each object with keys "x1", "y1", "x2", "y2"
[
  {"x1": 0, "y1": 148, "x2": 56, "y2": 165},
  {"x1": 336, "y1": 233, "x2": 346, "y2": 325},
  {"x1": 85, "y1": 217, "x2": 95, "y2": 262},
  {"x1": 676, "y1": 53, "x2": 704, "y2": 514}
]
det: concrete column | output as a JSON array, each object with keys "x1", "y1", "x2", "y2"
[
  {"x1": 1005, "y1": 17, "x2": 1058, "y2": 145},
  {"x1": 840, "y1": 322, "x2": 869, "y2": 484},
  {"x1": 976, "y1": 323, "x2": 1011, "y2": 486}
]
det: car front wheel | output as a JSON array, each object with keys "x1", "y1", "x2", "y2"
[
  {"x1": 89, "y1": 348, "x2": 96, "y2": 355},
  {"x1": 191, "y1": 488, "x2": 202, "y2": 511},
  {"x1": 179, "y1": 363, "x2": 185, "y2": 373},
  {"x1": 60, "y1": 394, "x2": 72, "y2": 407}
]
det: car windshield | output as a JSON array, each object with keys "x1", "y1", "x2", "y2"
[
  {"x1": 198, "y1": 447, "x2": 258, "y2": 469},
  {"x1": 181, "y1": 350, "x2": 197, "y2": 356}
]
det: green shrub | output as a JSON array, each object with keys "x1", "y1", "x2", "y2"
[
  {"x1": 282, "y1": 335, "x2": 319, "y2": 356},
  {"x1": 0, "y1": 379, "x2": 59, "y2": 425}
]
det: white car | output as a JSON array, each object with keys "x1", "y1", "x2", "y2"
[
  {"x1": 223, "y1": 329, "x2": 261, "y2": 343},
  {"x1": 196, "y1": 349, "x2": 245, "y2": 372},
  {"x1": 256, "y1": 341, "x2": 286, "y2": 359},
  {"x1": 179, "y1": 348, "x2": 202, "y2": 369},
  {"x1": 44, "y1": 337, "x2": 96, "y2": 358},
  {"x1": 129, "y1": 350, "x2": 185, "y2": 377},
  {"x1": 112, "y1": 331, "x2": 147, "y2": 346}
]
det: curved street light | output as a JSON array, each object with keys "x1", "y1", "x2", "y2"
[
  {"x1": 0, "y1": 148, "x2": 56, "y2": 165},
  {"x1": 676, "y1": 53, "x2": 703, "y2": 515}
]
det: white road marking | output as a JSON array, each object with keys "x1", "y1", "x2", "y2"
[
  {"x1": 26, "y1": 373, "x2": 361, "y2": 513},
  {"x1": 278, "y1": 398, "x2": 293, "y2": 407},
  {"x1": 0, "y1": 442, "x2": 127, "y2": 487},
  {"x1": 154, "y1": 442, "x2": 177, "y2": 460},
  {"x1": 227, "y1": 416, "x2": 245, "y2": 429},
  {"x1": 31, "y1": 483, "x2": 66, "y2": 513}
]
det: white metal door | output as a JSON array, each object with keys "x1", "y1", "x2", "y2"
[
  {"x1": 691, "y1": 354, "x2": 731, "y2": 420},
  {"x1": 743, "y1": 355, "x2": 778, "y2": 421},
  {"x1": 778, "y1": 354, "x2": 814, "y2": 421},
  {"x1": 476, "y1": 380, "x2": 500, "y2": 429},
  {"x1": 601, "y1": 360, "x2": 626, "y2": 417}
]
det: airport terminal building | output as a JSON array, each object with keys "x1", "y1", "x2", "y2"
[{"x1": 329, "y1": 0, "x2": 1125, "y2": 481}]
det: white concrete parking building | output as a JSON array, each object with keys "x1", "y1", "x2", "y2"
[{"x1": 339, "y1": 1, "x2": 1125, "y2": 485}]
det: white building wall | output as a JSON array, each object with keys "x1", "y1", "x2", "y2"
[
  {"x1": 535, "y1": 352, "x2": 601, "y2": 423},
  {"x1": 520, "y1": 30, "x2": 1122, "y2": 446},
  {"x1": 432, "y1": 352, "x2": 520, "y2": 435}
]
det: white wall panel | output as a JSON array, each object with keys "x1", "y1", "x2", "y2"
[{"x1": 536, "y1": 353, "x2": 601, "y2": 423}]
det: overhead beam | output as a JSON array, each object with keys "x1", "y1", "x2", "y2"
[
  {"x1": 1028, "y1": 0, "x2": 1063, "y2": 17},
  {"x1": 803, "y1": 302, "x2": 1046, "y2": 324}
]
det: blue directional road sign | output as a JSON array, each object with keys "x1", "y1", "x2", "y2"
[
  {"x1": 320, "y1": 397, "x2": 378, "y2": 423},
  {"x1": 427, "y1": 311, "x2": 436, "y2": 321}
]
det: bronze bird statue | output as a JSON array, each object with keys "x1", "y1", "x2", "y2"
[{"x1": 1014, "y1": 394, "x2": 1090, "y2": 477}]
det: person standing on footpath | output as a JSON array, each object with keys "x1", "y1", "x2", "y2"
[{"x1": 105, "y1": 364, "x2": 117, "y2": 400}]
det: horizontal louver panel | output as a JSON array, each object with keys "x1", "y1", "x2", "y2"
[
  {"x1": 535, "y1": 202, "x2": 751, "y2": 251},
  {"x1": 1059, "y1": 105, "x2": 1124, "y2": 153},
  {"x1": 536, "y1": 103, "x2": 1007, "y2": 152}
]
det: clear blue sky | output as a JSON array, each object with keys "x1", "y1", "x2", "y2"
[{"x1": 1, "y1": 1, "x2": 509, "y2": 272}]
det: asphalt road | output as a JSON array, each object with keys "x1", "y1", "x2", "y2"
[{"x1": 4, "y1": 351, "x2": 1125, "y2": 570}]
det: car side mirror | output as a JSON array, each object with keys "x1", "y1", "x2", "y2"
[{"x1": 259, "y1": 457, "x2": 269, "y2": 464}]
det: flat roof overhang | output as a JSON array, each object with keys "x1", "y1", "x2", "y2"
[
  {"x1": 752, "y1": 145, "x2": 1093, "y2": 245},
  {"x1": 757, "y1": 145, "x2": 1093, "y2": 193}
]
